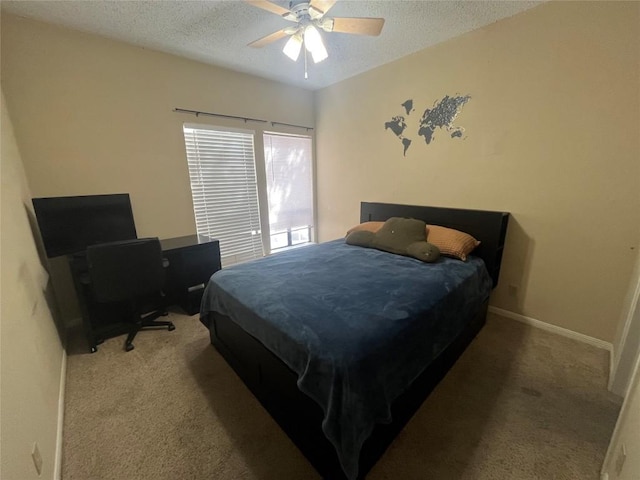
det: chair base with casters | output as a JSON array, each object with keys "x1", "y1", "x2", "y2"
[
  {"x1": 82, "y1": 295, "x2": 177, "y2": 353},
  {"x1": 124, "y1": 308, "x2": 175, "y2": 352}
]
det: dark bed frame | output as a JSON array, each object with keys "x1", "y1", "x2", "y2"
[{"x1": 204, "y1": 202, "x2": 509, "y2": 479}]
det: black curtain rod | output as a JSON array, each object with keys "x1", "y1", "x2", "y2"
[
  {"x1": 271, "y1": 121, "x2": 314, "y2": 131},
  {"x1": 173, "y1": 108, "x2": 267, "y2": 124},
  {"x1": 173, "y1": 108, "x2": 313, "y2": 131}
]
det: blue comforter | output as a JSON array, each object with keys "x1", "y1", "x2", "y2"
[{"x1": 200, "y1": 239, "x2": 492, "y2": 479}]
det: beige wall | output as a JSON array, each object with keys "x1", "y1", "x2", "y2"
[
  {"x1": 314, "y1": 1, "x2": 640, "y2": 343},
  {"x1": 1, "y1": 91, "x2": 65, "y2": 479},
  {"x1": 1, "y1": 14, "x2": 315, "y2": 321}
]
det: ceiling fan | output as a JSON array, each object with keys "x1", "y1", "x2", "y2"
[{"x1": 245, "y1": 0, "x2": 384, "y2": 70}]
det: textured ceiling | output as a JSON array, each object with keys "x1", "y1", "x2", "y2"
[{"x1": 1, "y1": 0, "x2": 542, "y2": 90}]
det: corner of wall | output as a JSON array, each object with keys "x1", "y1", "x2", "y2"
[
  {"x1": 1, "y1": 88, "x2": 66, "y2": 480},
  {"x1": 609, "y1": 249, "x2": 640, "y2": 395}
]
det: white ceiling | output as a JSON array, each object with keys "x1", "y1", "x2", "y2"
[{"x1": 1, "y1": 0, "x2": 542, "y2": 90}]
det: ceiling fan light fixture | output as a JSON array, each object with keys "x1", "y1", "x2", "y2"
[
  {"x1": 318, "y1": 17, "x2": 334, "y2": 32},
  {"x1": 283, "y1": 34, "x2": 303, "y2": 61},
  {"x1": 246, "y1": 0, "x2": 385, "y2": 73},
  {"x1": 308, "y1": 5, "x2": 324, "y2": 20},
  {"x1": 304, "y1": 25, "x2": 328, "y2": 63}
]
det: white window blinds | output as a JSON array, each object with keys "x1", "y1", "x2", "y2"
[
  {"x1": 263, "y1": 132, "x2": 314, "y2": 250},
  {"x1": 183, "y1": 124, "x2": 263, "y2": 266}
]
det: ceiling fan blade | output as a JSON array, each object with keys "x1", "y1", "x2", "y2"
[
  {"x1": 310, "y1": 0, "x2": 337, "y2": 16},
  {"x1": 331, "y1": 17, "x2": 385, "y2": 36},
  {"x1": 245, "y1": 0, "x2": 292, "y2": 17},
  {"x1": 248, "y1": 29, "x2": 290, "y2": 48}
]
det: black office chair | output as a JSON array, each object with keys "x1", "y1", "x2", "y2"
[{"x1": 86, "y1": 237, "x2": 175, "y2": 352}]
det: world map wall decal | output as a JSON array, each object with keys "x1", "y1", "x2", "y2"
[{"x1": 384, "y1": 95, "x2": 471, "y2": 156}]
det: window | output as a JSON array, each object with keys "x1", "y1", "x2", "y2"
[
  {"x1": 263, "y1": 132, "x2": 314, "y2": 251},
  {"x1": 183, "y1": 125, "x2": 314, "y2": 265},
  {"x1": 183, "y1": 125, "x2": 263, "y2": 267}
]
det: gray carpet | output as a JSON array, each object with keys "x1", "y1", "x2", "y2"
[{"x1": 62, "y1": 312, "x2": 620, "y2": 479}]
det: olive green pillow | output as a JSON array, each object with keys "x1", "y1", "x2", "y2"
[
  {"x1": 345, "y1": 217, "x2": 440, "y2": 263},
  {"x1": 372, "y1": 217, "x2": 427, "y2": 255},
  {"x1": 406, "y1": 241, "x2": 440, "y2": 263},
  {"x1": 345, "y1": 230, "x2": 375, "y2": 247}
]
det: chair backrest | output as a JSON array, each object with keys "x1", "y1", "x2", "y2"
[{"x1": 87, "y1": 237, "x2": 165, "y2": 303}]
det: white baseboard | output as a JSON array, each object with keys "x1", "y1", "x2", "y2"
[
  {"x1": 54, "y1": 351, "x2": 67, "y2": 480},
  {"x1": 488, "y1": 306, "x2": 613, "y2": 352}
]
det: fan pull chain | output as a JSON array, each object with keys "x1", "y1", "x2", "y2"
[{"x1": 304, "y1": 38, "x2": 308, "y2": 80}]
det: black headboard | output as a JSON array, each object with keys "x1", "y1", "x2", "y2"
[{"x1": 360, "y1": 202, "x2": 509, "y2": 288}]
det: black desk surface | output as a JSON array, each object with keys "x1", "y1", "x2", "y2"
[{"x1": 160, "y1": 234, "x2": 216, "y2": 251}]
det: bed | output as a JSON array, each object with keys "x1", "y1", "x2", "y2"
[{"x1": 200, "y1": 202, "x2": 509, "y2": 479}]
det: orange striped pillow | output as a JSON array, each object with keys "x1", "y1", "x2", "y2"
[{"x1": 426, "y1": 225, "x2": 480, "y2": 261}]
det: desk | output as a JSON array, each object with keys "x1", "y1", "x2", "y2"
[
  {"x1": 70, "y1": 234, "x2": 221, "y2": 352},
  {"x1": 161, "y1": 235, "x2": 221, "y2": 315}
]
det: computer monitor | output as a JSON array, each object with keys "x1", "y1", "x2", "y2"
[{"x1": 32, "y1": 194, "x2": 137, "y2": 258}]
